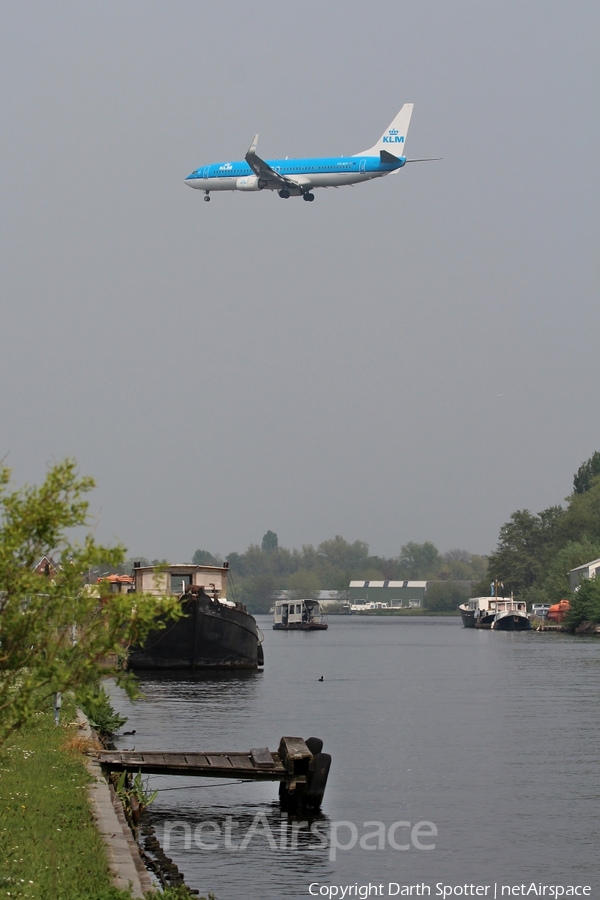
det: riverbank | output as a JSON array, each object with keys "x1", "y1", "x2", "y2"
[{"x1": 0, "y1": 695, "x2": 205, "y2": 900}]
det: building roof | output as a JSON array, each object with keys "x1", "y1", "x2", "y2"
[
  {"x1": 33, "y1": 555, "x2": 58, "y2": 576},
  {"x1": 132, "y1": 563, "x2": 228, "y2": 573},
  {"x1": 349, "y1": 580, "x2": 427, "y2": 589},
  {"x1": 569, "y1": 557, "x2": 600, "y2": 574}
]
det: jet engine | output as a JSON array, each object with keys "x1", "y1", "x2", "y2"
[{"x1": 236, "y1": 175, "x2": 262, "y2": 191}]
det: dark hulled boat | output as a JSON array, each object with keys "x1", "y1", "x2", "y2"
[
  {"x1": 459, "y1": 596, "x2": 531, "y2": 631},
  {"x1": 459, "y1": 597, "x2": 496, "y2": 629},
  {"x1": 127, "y1": 564, "x2": 264, "y2": 670}
]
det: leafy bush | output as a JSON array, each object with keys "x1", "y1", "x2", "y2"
[
  {"x1": 78, "y1": 685, "x2": 128, "y2": 736},
  {"x1": 567, "y1": 576, "x2": 600, "y2": 630}
]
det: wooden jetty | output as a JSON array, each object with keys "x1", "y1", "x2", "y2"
[{"x1": 98, "y1": 736, "x2": 331, "y2": 811}]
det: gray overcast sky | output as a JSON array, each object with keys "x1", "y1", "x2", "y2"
[{"x1": 1, "y1": 1, "x2": 598, "y2": 561}]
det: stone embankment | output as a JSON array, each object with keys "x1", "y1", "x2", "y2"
[{"x1": 77, "y1": 711, "x2": 153, "y2": 897}]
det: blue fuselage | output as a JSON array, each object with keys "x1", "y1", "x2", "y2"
[{"x1": 184, "y1": 154, "x2": 405, "y2": 195}]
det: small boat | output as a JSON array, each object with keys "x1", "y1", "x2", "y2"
[
  {"x1": 459, "y1": 596, "x2": 531, "y2": 631},
  {"x1": 273, "y1": 598, "x2": 328, "y2": 631}
]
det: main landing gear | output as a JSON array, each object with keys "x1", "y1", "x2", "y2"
[
  {"x1": 278, "y1": 189, "x2": 290, "y2": 199},
  {"x1": 302, "y1": 192, "x2": 315, "y2": 202},
  {"x1": 204, "y1": 192, "x2": 210, "y2": 202}
]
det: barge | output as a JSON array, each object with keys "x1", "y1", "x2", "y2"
[{"x1": 127, "y1": 563, "x2": 264, "y2": 670}]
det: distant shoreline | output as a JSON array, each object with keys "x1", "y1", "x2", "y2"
[{"x1": 327, "y1": 608, "x2": 459, "y2": 617}]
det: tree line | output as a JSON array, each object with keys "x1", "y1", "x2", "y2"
[
  {"x1": 191, "y1": 533, "x2": 487, "y2": 614},
  {"x1": 487, "y1": 451, "x2": 600, "y2": 628}
]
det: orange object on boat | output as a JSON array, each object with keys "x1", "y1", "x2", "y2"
[{"x1": 547, "y1": 599, "x2": 570, "y2": 623}]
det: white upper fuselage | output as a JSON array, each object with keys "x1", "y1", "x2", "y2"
[{"x1": 184, "y1": 153, "x2": 406, "y2": 195}]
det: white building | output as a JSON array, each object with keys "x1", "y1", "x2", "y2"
[{"x1": 568, "y1": 558, "x2": 600, "y2": 592}]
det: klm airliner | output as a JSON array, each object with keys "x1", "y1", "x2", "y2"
[{"x1": 185, "y1": 104, "x2": 436, "y2": 202}]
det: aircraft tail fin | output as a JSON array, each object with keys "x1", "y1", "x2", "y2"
[{"x1": 353, "y1": 103, "x2": 414, "y2": 157}]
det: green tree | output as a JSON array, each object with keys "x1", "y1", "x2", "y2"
[
  {"x1": 539, "y1": 539, "x2": 600, "y2": 602},
  {"x1": 573, "y1": 451, "x2": 600, "y2": 494},
  {"x1": 438, "y1": 549, "x2": 486, "y2": 581},
  {"x1": 487, "y1": 507, "x2": 564, "y2": 596},
  {"x1": 261, "y1": 530, "x2": 278, "y2": 554},
  {"x1": 317, "y1": 535, "x2": 369, "y2": 570},
  {"x1": 557, "y1": 476, "x2": 600, "y2": 546},
  {"x1": 239, "y1": 574, "x2": 278, "y2": 614},
  {"x1": 192, "y1": 549, "x2": 219, "y2": 566},
  {"x1": 398, "y1": 541, "x2": 440, "y2": 579},
  {"x1": 0, "y1": 460, "x2": 180, "y2": 745},
  {"x1": 287, "y1": 570, "x2": 321, "y2": 601},
  {"x1": 425, "y1": 582, "x2": 468, "y2": 612},
  {"x1": 225, "y1": 551, "x2": 244, "y2": 573},
  {"x1": 567, "y1": 576, "x2": 600, "y2": 630}
]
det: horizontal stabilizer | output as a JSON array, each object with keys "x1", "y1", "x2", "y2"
[
  {"x1": 380, "y1": 149, "x2": 402, "y2": 164},
  {"x1": 405, "y1": 158, "x2": 442, "y2": 163}
]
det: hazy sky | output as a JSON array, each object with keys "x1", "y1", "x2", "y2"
[{"x1": 1, "y1": 1, "x2": 598, "y2": 562}]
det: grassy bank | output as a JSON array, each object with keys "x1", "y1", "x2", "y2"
[{"x1": 0, "y1": 696, "x2": 203, "y2": 900}]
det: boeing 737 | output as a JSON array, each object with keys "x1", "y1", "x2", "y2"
[{"x1": 185, "y1": 104, "x2": 436, "y2": 202}]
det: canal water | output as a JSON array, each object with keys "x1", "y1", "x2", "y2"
[{"x1": 108, "y1": 616, "x2": 600, "y2": 899}]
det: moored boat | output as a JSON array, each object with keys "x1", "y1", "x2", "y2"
[
  {"x1": 273, "y1": 598, "x2": 328, "y2": 631},
  {"x1": 459, "y1": 596, "x2": 531, "y2": 631},
  {"x1": 491, "y1": 598, "x2": 531, "y2": 631},
  {"x1": 459, "y1": 596, "x2": 496, "y2": 629},
  {"x1": 127, "y1": 563, "x2": 264, "y2": 670}
]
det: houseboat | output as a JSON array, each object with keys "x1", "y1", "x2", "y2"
[
  {"x1": 273, "y1": 598, "x2": 328, "y2": 631},
  {"x1": 127, "y1": 563, "x2": 264, "y2": 670},
  {"x1": 459, "y1": 596, "x2": 531, "y2": 631}
]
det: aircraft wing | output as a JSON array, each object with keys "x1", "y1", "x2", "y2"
[{"x1": 245, "y1": 135, "x2": 291, "y2": 187}]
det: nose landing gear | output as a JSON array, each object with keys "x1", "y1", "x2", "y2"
[
  {"x1": 204, "y1": 192, "x2": 210, "y2": 202},
  {"x1": 302, "y1": 192, "x2": 315, "y2": 202}
]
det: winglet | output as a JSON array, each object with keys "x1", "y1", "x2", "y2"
[{"x1": 246, "y1": 134, "x2": 259, "y2": 159}]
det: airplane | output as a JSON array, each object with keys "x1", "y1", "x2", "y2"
[{"x1": 184, "y1": 104, "x2": 437, "y2": 202}]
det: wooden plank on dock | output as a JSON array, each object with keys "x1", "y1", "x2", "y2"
[
  {"x1": 98, "y1": 747, "x2": 287, "y2": 778},
  {"x1": 161, "y1": 753, "x2": 188, "y2": 768},
  {"x1": 124, "y1": 754, "x2": 145, "y2": 765},
  {"x1": 206, "y1": 754, "x2": 233, "y2": 768},
  {"x1": 250, "y1": 747, "x2": 274, "y2": 769},
  {"x1": 183, "y1": 754, "x2": 209, "y2": 767},
  {"x1": 229, "y1": 755, "x2": 255, "y2": 771}
]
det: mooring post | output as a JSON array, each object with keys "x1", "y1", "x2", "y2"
[{"x1": 277, "y1": 736, "x2": 331, "y2": 812}]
